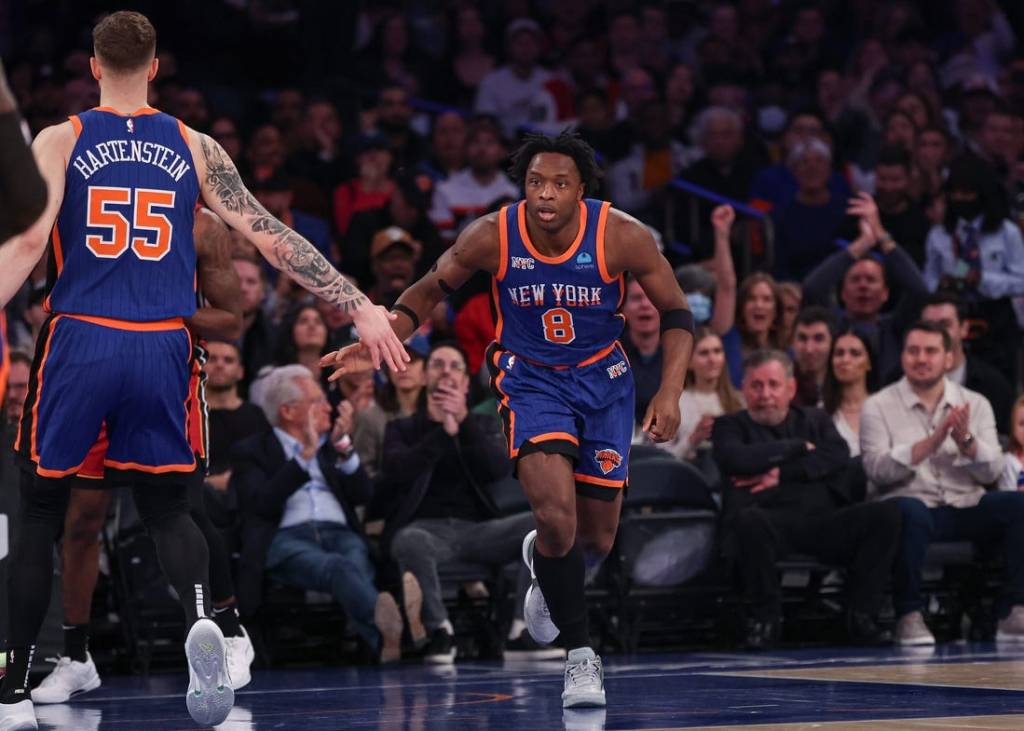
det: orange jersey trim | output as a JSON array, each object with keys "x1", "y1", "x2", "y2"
[
  {"x1": 492, "y1": 367, "x2": 516, "y2": 457},
  {"x1": 47, "y1": 220, "x2": 64, "y2": 311},
  {"x1": 491, "y1": 278, "x2": 504, "y2": 343},
  {"x1": 496, "y1": 205, "x2": 509, "y2": 281},
  {"x1": 37, "y1": 461, "x2": 90, "y2": 479},
  {"x1": 103, "y1": 458, "x2": 197, "y2": 474},
  {"x1": 91, "y1": 106, "x2": 161, "y2": 117},
  {"x1": 68, "y1": 115, "x2": 82, "y2": 138},
  {"x1": 595, "y1": 201, "x2": 616, "y2": 284},
  {"x1": 575, "y1": 341, "x2": 618, "y2": 368},
  {"x1": 517, "y1": 201, "x2": 587, "y2": 265},
  {"x1": 177, "y1": 118, "x2": 190, "y2": 146},
  {"x1": 64, "y1": 314, "x2": 185, "y2": 332},
  {"x1": 574, "y1": 473, "x2": 625, "y2": 488},
  {"x1": 21, "y1": 315, "x2": 62, "y2": 460},
  {"x1": 530, "y1": 432, "x2": 579, "y2": 446}
]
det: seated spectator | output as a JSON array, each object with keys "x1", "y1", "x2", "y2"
[
  {"x1": 286, "y1": 98, "x2": 351, "y2": 194},
  {"x1": 712, "y1": 349, "x2": 900, "y2": 649},
  {"x1": 621, "y1": 277, "x2": 662, "y2": 430},
  {"x1": 772, "y1": 138, "x2": 848, "y2": 281},
  {"x1": 232, "y1": 365, "x2": 404, "y2": 663},
  {"x1": 421, "y1": 110, "x2": 467, "y2": 182},
  {"x1": 431, "y1": 6, "x2": 495, "y2": 109},
  {"x1": 916, "y1": 292, "x2": 1015, "y2": 434},
  {"x1": 791, "y1": 306, "x2": 837, "y2": 408},
  {"x1": 659, "y1": 327, "x2": 744, "y2": 472},
  {"x1": 358, "y1": 341, "x2": 427, "y2": 480},
  {"x1": 367, "y1": 227, "x2": 421, "y2": 309},
  {"x1": 998, "y1": 396, "x2": 1024, "y2": 492},
  {"x1": 606, "y1": 100, "x2": 690, "y2": 222},
  {"x1": 346, "y1": 172, "x2": 444, "y2": 287},
  {"x1": 749, "y1": 112, "x2": 852, "y2": 213},
  {"x1": 371, "y1": 83, "x2": 428, "y2": 171},
  {"x1": 232, "y1": 251, "x2": 279, "y2": 398},
  {"x1": 333, "y1": 134, "x2": 395, "y2": 237},
  {"x1": 429, "y1": 116, "x2": 517, "y2": 244},
  {"x1": 802, "y1": 193, "x2": 929, "y2": 379},
  {"x1": 376, "y1": 343, "x2": 544, "y2": 662},
  {"x1": 860, "y1": 322, "x2": 1020, "y2": 646},
  {"x1": 275, "y1": 302, "x2": 329, "y2": 377},
  {"x1": 204, "y1": 340, "x2": 270, "y2": 493},
  {"x1": 680, "y1": 107, "x2": 759, "y2": 259},
  {"x1": 914, "y1": 125, "x2": 952, "y2": 202},
  {"x1": 475, "y1": 18, "x2": 557, "y2": 139},
  {"x1": 721, "y1": 272, "x2": 787, "y2": 388},
  {"x1": 822, "y1": 328, "x2": 879, "y2": 457},
  {"x1": 924, "y1": 155, "x2": 1024, "y2": 303}
]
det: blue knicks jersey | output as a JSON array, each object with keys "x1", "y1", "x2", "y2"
[
  {"x1": 48, "y1": 107, "x2": 199, "y2": 321},
  {"x1": 493, "y1": 199, "x2": 624, "y2": 366}
]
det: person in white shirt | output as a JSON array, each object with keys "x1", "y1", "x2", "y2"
[
  {"x1": 860, "y1": 321, "x2": 1024, "y2": 647},
  {"x1": 999, "y1": 395, "x2": 1024, "y2": 492},
  {"x1": 235, "y1": 365, "x2": 404, "y2": 663},
  {"x1": 660, "y1": 327, "x2": 744, "y2": 465},
  {"x1": 822, "y1": 328, "x2": 878, "y2": 458},
  {"x1": 474, "y1": 18, "x2": 557, "y2": 139},
  {"x1": 429, "y1": 116, "x2": 518, "y2": 242}
]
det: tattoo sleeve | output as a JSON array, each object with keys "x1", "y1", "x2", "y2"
[{"x1": 199, "y1": 134, "x2": 367, "y2": 313}]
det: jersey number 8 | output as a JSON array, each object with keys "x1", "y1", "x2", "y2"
[
  {"x1": 541, "y1": 307, "x2": 576, "y2": 344},
  {"x1": 86, "y1": 186, "x2": 176, "y2": 261}
]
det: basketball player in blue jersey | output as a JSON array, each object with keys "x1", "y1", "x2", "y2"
[
  {"x1": 325, "y1": 131, "x2": 695, "y2": 708},
  {"x1": 0, "y1": 11, "x2": 406, "y2": 731}
]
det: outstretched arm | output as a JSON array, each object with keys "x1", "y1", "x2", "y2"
[
  {"x1": 606, "y1": 210, "x2": 694, "y2": 443},
  {"x1": 0, "y1": 61, "x2": 46, "y2": 242},
  {"x1": 322, "y1": 214, "x2": 499, "y2": 379},
  {"x1": 190, "y1": 130, "x2": 407, "y2": 371},
  {"x1": 188, "y1": 208, "x2": 243, "y2": 340},
  {"x1": 0, "y1": 121, "x2": 73, "y2": 307}
]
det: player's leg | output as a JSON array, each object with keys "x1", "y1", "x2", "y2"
[
  {"x1": 575, "y1": 491, "x2": 623, "y2": 572},
  {"x1": 30, "y1": 487, "x2": 109, "y2": 705}
]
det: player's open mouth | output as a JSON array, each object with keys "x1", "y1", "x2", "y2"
[{"x1": 537, "y1": 209, "x2": 556, "y2": 222}]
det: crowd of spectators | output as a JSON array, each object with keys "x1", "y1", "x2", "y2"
[{"x1": 3, "y1": 0, "x2": 1024, "y2": 658}]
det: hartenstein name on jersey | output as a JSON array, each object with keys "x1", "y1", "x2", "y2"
[
  {"x1": 72, "y1": 140, "x2": 191, "y2": 182},
  {"x1": 507, "y1": 283, "x2": 604, "y2": 308}
]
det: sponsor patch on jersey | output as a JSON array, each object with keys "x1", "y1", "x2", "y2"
[
  {"x1": 594, "y1": 448, "x2": 623, "y2": 475},
  {"x1": 575, "y1": 251, "x2": 594, "y2": 269}
]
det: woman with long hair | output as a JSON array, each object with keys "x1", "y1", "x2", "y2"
[
  {"x1": 661, "y1": 327, "x2": 744, "y2": 463},
  {"x1": 822, "y1": 328, "x2": 878, "y2": 456},
  {"x1": 721, "y1": 272, "x2": 786, "y2": 386},
  {"x1": 999, "y1": 395, "x2": 1024, "y2": 491},
  {"x1": 276, "y1": 302, "x2": 329, "y2": 377}
]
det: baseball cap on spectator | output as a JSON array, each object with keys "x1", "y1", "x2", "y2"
[
  {"x1": 370, "y1": 226, "x2": 422, "y2": 260},
  {"x1": 505, "y1": 18, "x2": 542, "y2": 41}
]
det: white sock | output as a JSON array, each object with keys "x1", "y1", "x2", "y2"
[{"x1": 507, "y1": 619, "x2": 527, "y2": 640}]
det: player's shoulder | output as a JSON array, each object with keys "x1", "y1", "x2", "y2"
[
  {"x1": 460, "y1": 210, "x2": 502, "y2": 243},
  {"x1": 604, "y1": 205, "x2": 651, "y2": 241},
  {"x1": 34, "y1": 119, "x2": 77, "y2": 148}
]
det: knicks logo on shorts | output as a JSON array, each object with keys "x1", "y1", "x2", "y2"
[
  {"x1": 606, "y1": 360, "x2": 627, "y2": 379},
  {"x1": 594, "y1": 449, "x2": 623, "y2": 475}
]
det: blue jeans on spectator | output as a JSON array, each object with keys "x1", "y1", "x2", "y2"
[
  {"x1": 893, "y1": 493, "x2": 1024, "y2": 619},
  {"x1": 266, "y1": 521, "x2": 380, "y2": 649}
]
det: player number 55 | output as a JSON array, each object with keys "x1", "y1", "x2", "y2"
[{"x1": 86, "y1": 185, "x2": 175, "y2": 261}]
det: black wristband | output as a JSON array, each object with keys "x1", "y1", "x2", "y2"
[
  {"x1": 392, "y1": 303, "x2": 420, "y2": 331},
  {"x1": 660, "y1": 308, "x2": 695, "y2": 335}
]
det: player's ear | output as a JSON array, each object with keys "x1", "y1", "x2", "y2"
[
  {"x1": 147, "y1": 57, "x2": 159, "y2": 82},
  {"x1": 90, "y1": 56, "x2": 102, "y2": 81}
]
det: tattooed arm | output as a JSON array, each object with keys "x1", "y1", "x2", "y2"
[
  {"x1": 322, "y1": 214, "x2": 499, "y2": 379},
  {"x1": 189, "y1": 130, "x2": 408, "y2": 371}
]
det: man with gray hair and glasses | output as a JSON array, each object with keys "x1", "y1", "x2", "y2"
[
  {"x1": 231, "y1": 364, "x2": 404, "y2": 664},
  {"x1": 713, "y1": 349, "x2": 901, "y2": 650}
]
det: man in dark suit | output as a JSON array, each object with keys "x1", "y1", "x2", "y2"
[
  {"x1": 713, "y1": 349, "x2": 901, "y2": 649},
  {"x1": 231, "y1": 364, "x2": 403, "y2": 663}
]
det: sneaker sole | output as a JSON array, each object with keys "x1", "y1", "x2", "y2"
[
  {"x1": 525, "y1": 582, "x2": 560, "y2": 645},
  {"x1": 504, "y1": 648, "x2": 567, "y2": 660},
  {"x1": 896, "y1": 636, "x2": 936, "y2": 646},
  {"x1": 31, "y1": 672, "x2": 101, "y2": 704},
  {"x1": 996, "y1": 631, "x2": 1024, "y2": 642},
  {"x1": 562, "y1": 689, "x2": 606, "y2": 708},
  {"x1": 185, "y1": 619, "x2": 234, "y2": 727},
  {"x1": 423, "y1": 651, "x2": 456, "y2": 665},
  {"x1": 522, "y1": 530, "x2": 537, "y2": 578}
]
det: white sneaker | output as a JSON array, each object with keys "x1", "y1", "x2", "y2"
[
  {"x1": 31, "y1": 655, "x2": 101, "y2": 704},
  {"x1": 0, "y1": 700, "x2": 37, "y2": 731},
  {"x1": 184, "y1": 618, "x2": 234, "y2": 727},
  {"x1": 224, "y1": 627, "x2": 255, "y2": 690},
  {"x1": 894, "y1": 611, "x2": 936, "y2": 647},
  {"x1": 562, "y1": 647, "x2": 606, "y2": 708},
  {"x1": 521, "y1": 530, "x2": 559, "y2": 645}
]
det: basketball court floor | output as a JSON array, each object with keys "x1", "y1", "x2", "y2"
[{"x1": 27, "y1": 642, "x2": 1024, "y2": 729}]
